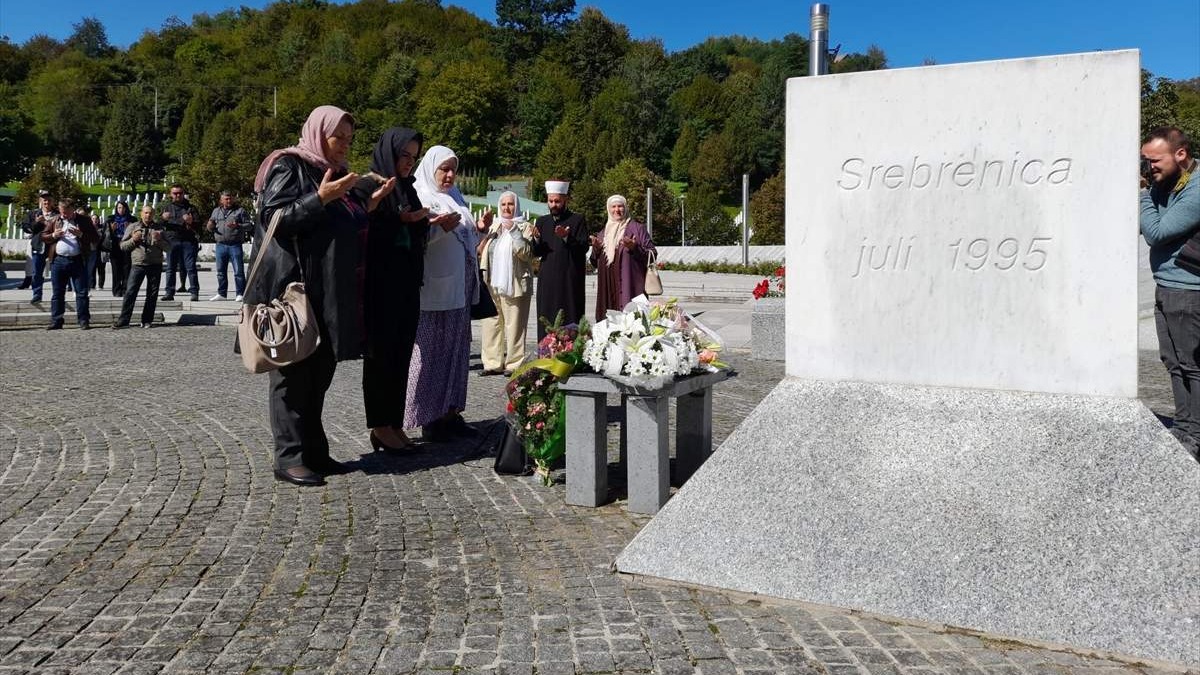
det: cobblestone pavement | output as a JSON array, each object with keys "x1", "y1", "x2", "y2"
[{"x1": 0, "y1": 326, "x2": 1188, "y2": 674}]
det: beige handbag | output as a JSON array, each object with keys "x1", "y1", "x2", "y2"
[
  {"x1": 644, "y1": 249, "x2": 663, "y2": 296},
  {"x1": 237, "y1": 210, "x2": 320, "y2": 374}
]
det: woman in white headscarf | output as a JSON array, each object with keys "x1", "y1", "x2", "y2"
[
  {"x1": 590, "y1": 194, "x2": 656, "y2": 320},
  {"x1": 406, "y1": 145, "x2": 492, "y2": 440},
  {"x1": 478, "y1": 190, "x2": 536, "y2": 376}
]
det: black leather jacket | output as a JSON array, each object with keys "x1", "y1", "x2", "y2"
[{"x1": 244, "y1": 155, "x2": 367, "y2": 361}]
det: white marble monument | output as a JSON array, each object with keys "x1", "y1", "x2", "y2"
[
  {"x1": 617, "y1": 51, "x2": 1200, "y2": 667},
  {"x1": 786, "y1": 51, "x2": 1138, "y2": 396}
]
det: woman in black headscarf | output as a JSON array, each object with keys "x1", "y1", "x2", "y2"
[{"x1": 362, "y1": 127, "x2": 430, "y2": 451}]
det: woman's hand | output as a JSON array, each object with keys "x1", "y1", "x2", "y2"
[
  {"x1": 430, "y1": 211, "x2": 461, "y2": 232},
  {"x1": 399, "y1": 207, "x2": 430, "y2": 223},
  {"x1": 620, "y1": 236, "x2": 636, "y2": 250},
  {"x1": 318, "y1": 168, "x2": 359, "y2": 205},
  {"x1": 476, "y1": 207, "x2": 493, "y2": 232},
  {"x1": 366, "y1": 177, "x2": 397, "y2": 213}
]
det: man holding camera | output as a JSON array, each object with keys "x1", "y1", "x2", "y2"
[
  {"x1": 19, "y1": 189, "x2": 55, "y2": 302},
  {"x1": 160, "y1": 184, "x2": 200, "y2": 301},
  {"x1": 1140, "y1": 126, "x2": 1200, "y2": 458},
  {"x1": 41, "y1": 197, "x2": 99, "y2": 330},
  {"x1": 114, "y1": 205, "x2": 170, "y2": 329},
  {"x1": 205, "y1": 190, "x2": 250, "y2": 302}
]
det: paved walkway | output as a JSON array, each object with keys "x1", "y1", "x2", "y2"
[{"x1": 0, "y1": 311, "x2": 1187, "y2": 673}]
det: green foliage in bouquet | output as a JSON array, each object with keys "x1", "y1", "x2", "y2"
[{"x1": 505, "y1": 311, "x2": 590, "y2": 485}]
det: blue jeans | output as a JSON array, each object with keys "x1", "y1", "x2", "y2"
[
  {"x1": 30, "y1": 252, "x2": 47, "y2": 301},
  {"x1": 214, "y1": 242, "x2": 246, "y2": 297},
  {"x1": 49, "y1": 255, "x2": 89, "y2": 326},
  {"x1": 165, "y1": 241, "x2": 199, "y2": 297}
]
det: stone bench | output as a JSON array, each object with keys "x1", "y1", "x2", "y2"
[{"x1": 558, "y1": 370, "x2": 732, "y2": 514}]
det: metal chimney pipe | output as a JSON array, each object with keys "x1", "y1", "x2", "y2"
[{"x1": 810, "y1": 4, "x2": 829, "y2": 76}]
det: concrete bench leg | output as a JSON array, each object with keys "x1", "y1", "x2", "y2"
[
  {"x1": 626, "y1": 395, "x2": 670, "y2": 514},
  {"x1": 619, "y1": 393, "x2": 628, "y2": 468},
  {"x1": 565, "y1": 391, "x2": 607, "y2": 507},
  {"x1": 675, "y1": 386, "x2": 713, "y2": 484}
]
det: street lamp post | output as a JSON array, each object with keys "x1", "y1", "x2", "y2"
[{"x1": 679, "y1": 194, "x2": 687, "y2": 247}]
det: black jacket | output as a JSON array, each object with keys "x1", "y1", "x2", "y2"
[{"x1": 244, "y1": 155, "x2": 367, "y2": 361}]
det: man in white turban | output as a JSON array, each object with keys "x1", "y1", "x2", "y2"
[{"x1": 530, "y1": 180, "x2": 589, "y2": 338}]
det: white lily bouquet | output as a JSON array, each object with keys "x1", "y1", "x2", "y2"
[{"x1": 583, "y1": 296, "x2": 726, "y2": 389}]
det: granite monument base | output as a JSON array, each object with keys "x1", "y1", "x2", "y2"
[
  {"x1": 615, "y1": 378, "x2": 1200, "y2": 667},
  {"x1": 751, "y1": 297, "x2": 784, "y2": 361}
]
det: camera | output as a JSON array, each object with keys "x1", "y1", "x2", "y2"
[{"x1": 1141, "y1": 157, "x2": 1153, "y2": 181}]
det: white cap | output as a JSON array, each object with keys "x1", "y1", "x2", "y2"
[{"x1": 545, "y1": 180, "x2": 570, "y2": 195}]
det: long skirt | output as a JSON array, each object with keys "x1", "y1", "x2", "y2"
[{"x1": 404, "y1": 306, "x2": 471, "y2": 429}]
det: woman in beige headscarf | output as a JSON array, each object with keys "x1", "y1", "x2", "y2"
[
  {"x1": 590, "y1": 194, "x2": 656, "y2": 320},
  {"x1": 478, "y1": 190, "x2": 536, "y2": 375}
]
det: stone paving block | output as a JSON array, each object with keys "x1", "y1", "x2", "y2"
[{"x1": 0, "y1": 329, "x2": 1184, "y2": 675}]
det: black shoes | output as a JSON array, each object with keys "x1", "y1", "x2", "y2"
[
  {"x1": 273, "y1": 466, "x2": 326, "y2": 486},
  {"x1": 46, "y1": 323, "x2": 62, "y2": 331},
  {"x1": 446, "y1": 414, "x2": 478, "y2": 437},
  {"x1": 112, "y1": 322, "x2": 128, "y2": 330},
  {"x1": 308, "y1": 457, "x2": 353, "y2": 475},
  {"x1": 479, "y1": 369, "x2": 504, "y2": 377},
  {"x1": 79, "y1": 322, "x2": 90, "y2": 330},
  {"x1": 370, "y1": 430, "x2": 415, "y2": 452}
]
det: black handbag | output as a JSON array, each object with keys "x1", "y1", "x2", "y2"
[
  {"x1": 470, "y1": 268, "x2": 498, "y2": 320},
  {"x1": 1177, "y1": 231, "x2": 1200, "y2": 277},
  {"x1": 493, "y1": 415, "x2": 531, "y2": 475}
]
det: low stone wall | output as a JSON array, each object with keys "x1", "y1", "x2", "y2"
[
  {"x1": 655, "y1": 245, "x2": 784, "y2": 265},
  {"x1": 1, "y1": 239, "x2": 248, "y2": 262}
]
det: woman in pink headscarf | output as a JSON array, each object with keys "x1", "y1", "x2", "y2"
[{"x1": 245, "y1": 105, "x2": 395, "y2": 487}]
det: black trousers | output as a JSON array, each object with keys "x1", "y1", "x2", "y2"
[
  {"x1": 362, "y1": 293, "x2": 420, "y2": 429},
  {"x1": 119, "y1": 264, "x2": 161, "y2": 326},
  {"x1": 1155, "y1": 286, "x2": 1200, "y2": 443},
  {"x1": 268, "y1": 340, "x2": 337, "y2": 470},
  {"x1": 110, "y1": 250, "x2": 129, "y2": 296}
]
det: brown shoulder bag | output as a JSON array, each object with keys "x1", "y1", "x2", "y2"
[{"x1": 237, "y1": 209, "x2": 320, "y2": 373}]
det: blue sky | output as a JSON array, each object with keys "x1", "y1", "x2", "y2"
[{"x1": 1, "y1": 0, "x2": 1196, "y2": 80}]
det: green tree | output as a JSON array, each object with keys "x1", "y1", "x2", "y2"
[
  {"x1": 501, "y1": 57, "x2": 581, "y2": 172},
  {"x1": 0, "y1": 38, "x2": 32, "y2": 84},
  {"x1": 832, "y1": 44, "x2": 887, "y2": 74},
  {"x1": 65, "y1": 17, "x2": 114, "y2": 58},
  {"x1": 416, "y1": 59, "x2": 508, "y2": 166},
  {"x1": 749, "y1": 172, "x2": 785, "y2": 245},
  {"x1": 15, "y1": 158, "x2": 85, "y2": 210},
  {"x1": 689, "y1": 131, "x2": 736, "y2": 199},
  {"x1": 0, "y1": 84, "x2": 41, "y2": 185},
  {"x1": 533, "y1": 106, "x2": 587, "y2": 200},
  {"x1": 23, "y1": 53, "x2": 110, "y2": 160},
  {"x1": 600, "y1": 158, "x2": 675, "y2": 238},
  {"x1": 1142, "y1": 69, "x2": 1181, "y2": 138},
  {"x1": 670, "y1": 124, "x2": 700, "y2": 182},
  {"x1": 100, "y1": 90, "x2": 165, "y2": 191},
  {"x1": 496, "y1": 0, "x2": 576, "y2": 63},
  {"x1": 174, "y1": 91, "x2": 218, "y2": 167},
  {"x1": 1175, "y1": 78, "x2": 1200, "y2": 141},
  {"x1": 615, "y1": 40, "x2": 674, "y2": 174},
  {"x1": 180, "y1": 110, "x2": 244, "y2": 218},
  {"x1": 558, "y1": 7, "x2": 629, "y2": 98},
  {"x1": 683, "y1": 191, "x2": 736, "y2": 245}
]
